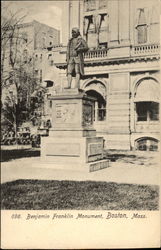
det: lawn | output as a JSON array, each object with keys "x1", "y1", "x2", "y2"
[
  {"x1": 1, "y1": 147, "x2": 40, "y2": 162},
  {"x1": 1, "y1": 179, "x2": 159, "y2": 210},
  {"x1": 1, "y1": 146, "x2": 158, "y2": 167}
]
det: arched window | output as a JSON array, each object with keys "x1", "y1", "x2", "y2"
[
  {"x1": 136, "y1": 9, "x2": 147, "y2": 44},
  {"x1": 135, "y1": 137, "x2": 158, "y2": 151},
  {"x1": 86, "y1": 90, "x2": 106, "y2": 122},
  {"x1": 134, "y1": 78, "x2": 159, "y2": 122},
  {"x1": 84, "y1": 80, "x2": 107, "y2": 123}
]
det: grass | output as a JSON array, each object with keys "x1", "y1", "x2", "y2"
[
  {"x1": 1, "y1": 180, "x2": 159, "y2": 210},
  {"x1": 104, "y1": 150, "x2": 159, "y2": 166},
  {"x1": 1, "y1": 147, "x2": 158, "y2": 166},
  {"x1": 1, "y1": 148, "x2": 40, "y2": 162}
]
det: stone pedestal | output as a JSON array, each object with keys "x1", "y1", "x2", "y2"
[{"x1": 41, "y1": 89, "x2": 109, "y2": 172}]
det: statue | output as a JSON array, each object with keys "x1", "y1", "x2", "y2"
[{"x1": 66, "y1": 27, "x2": 88, "y2": 89}]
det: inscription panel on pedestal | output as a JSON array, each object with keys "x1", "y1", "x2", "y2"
[
  {"x1": 55, "y1": 103, "x2": 78, "y2": 124},
  {"x1": 46, "y1": 143, "x2": 80, "y2": 157},
  {"x1": 88, "y1": 143, "x2": 103, "y2": 162},
  {"x1": 88, "y1": 143, "x2": 102, "y2": 156},
  {"x1": 90, "y1": 160, "x2": 109, "y2": 172}
]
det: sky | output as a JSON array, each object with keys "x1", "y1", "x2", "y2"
[{"x1": 2, "y1": 1, "x2": 64, "y2": 33}]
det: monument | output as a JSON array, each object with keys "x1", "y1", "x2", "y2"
[
  {"x1": 66, "y1": 27, "x2": 88, "y2": 89},
  {"x1": 40, "y1": 28, "x2": 109, "y2": 172}
]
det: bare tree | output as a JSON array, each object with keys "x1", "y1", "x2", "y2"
[{"x1": 1, "y1": 3, "x2": 37, "y2": 139}]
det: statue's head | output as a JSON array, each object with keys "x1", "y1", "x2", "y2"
[{"x1": 72, "y1": 27, "x2": 80, "y2": 38}]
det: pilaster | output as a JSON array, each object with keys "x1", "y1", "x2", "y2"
[
  {"x1": 107, "y1": 72, "x2": 131, "y2": 150},
  {"x1": 108, "y1": 0, "x2": 130, "y2": 58},
  {"x1": 61, "y1": 1, "x2": 70, "y2": 45},
  {"x1": 108, "y1": 0, "x2": 119, "y2": 47},
  {"x1": 119, "y1": 0, "x2": 130, "y2": 45}
]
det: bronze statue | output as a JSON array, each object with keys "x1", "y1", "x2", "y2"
[{"x1": 66, "y1": 27, "x2": 88, "y2": 89}]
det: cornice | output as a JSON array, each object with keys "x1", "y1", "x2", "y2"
[{"x1": 55, "y1": 55, "x2": 160, "y2": 69}]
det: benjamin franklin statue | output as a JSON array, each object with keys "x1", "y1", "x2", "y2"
[{"x1": 66, "y1": 27, "x2": 88, "y2": 89}]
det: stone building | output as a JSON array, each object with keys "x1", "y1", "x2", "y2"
[
  {"x1": 47, "y1": 0, "x2": 160, "y2": 151},
  {"x1": 17, "y1": 20, "x2": 60, "y2": 85},
  {"x1": 2, "y1": 19, "x2": 60, "y2": 86},
  {"x1": 2, "y1": 19, "x2": 60, "y2": 128}
]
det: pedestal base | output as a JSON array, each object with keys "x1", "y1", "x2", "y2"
[
  {"x1": 41, "y1": 136, "x2": 105, "y2": 164},
  {"x1": 32, "y1": 159, "x2": 110, "y2": 173},
  {"x1": 40, "y1": 90, "x2": 109, "y2": 173}
]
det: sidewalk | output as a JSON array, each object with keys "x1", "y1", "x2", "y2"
[{"x1": 1, "y1": 156, "x2": 160, "y2": 185}]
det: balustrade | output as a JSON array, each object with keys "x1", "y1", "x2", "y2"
[
  {"x1": 131, "y1": 44, "x2": 159, "y2": 56},
  {"x1": 84, "y1": 44, "x2": 159, "y2": 61},
  {"x1": 84, "y1": 48, "x2": 108, "y2": 60}
]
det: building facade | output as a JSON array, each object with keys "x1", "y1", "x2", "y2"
[
  {"x1": 2, "y1": 19, "x2": 60, "y2": 129},
  {"x1": 47, "y1": 0, "x2": 160, "y2": 151},
  {"x1": 2, "y1": 19, "x2": 60, "y2": 87}
]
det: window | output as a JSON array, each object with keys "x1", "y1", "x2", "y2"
[
  {"x1": 136, "y1": 102, "x2": 159, "y2": 122},
  {"x1": 137, "y1": 25, "x2": 147, "y2": 44},
  {"x1": 97, "y1": 107, "x2": 106, "y2": 121},
  {"x1": 46, "y1": 120, "x2": 52, "y2": 128},
  {"x1": 86, "y1": 90, "x2": 106, "y2": 122},
  {"x1": 20, "y1": 32, "x2": 28, "y2": 44},
  {"x1": 149, "y1": 102, "x2": 159, "y2": 121},
  {"x1": 136, "y1": 9, "x2": 147, "y2": 44},
  {"x1": 99, "y1": 0, "x2": 107, "y2": 9},
  {"x1": 35, "y1": 70, "x2": 38, "y2": 76},
  {"x1": 135, "y1": 138, "x2": 158, "y2": 151},
  {"x1": 42, "y1": 37, "x2": 46, "y2": 48},
  {"x1": 40, "y1": 69, "x2": 42, "y2": 83},
  {"x1": 99, "y1": 43, "x2": 107, "y2": 49},
  {"x1": 49, "y1": 100, "x2": 52, "y2": 108},
  {"x1": 48, "y1": 54, "x2": 53, "y2": 65},
  {"x1": 84, "y1": 0, "x2": 96, "y2": 11},
  {"x1": 84, "y1": 11, "x2": 108, "y2": 48},
  {"x1": 23, "y1": 49, "x2": 28, "y2": 63}
]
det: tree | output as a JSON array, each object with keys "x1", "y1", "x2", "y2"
[{"x1": 1, "y1": 3, "x2": 37, "y2": 138}]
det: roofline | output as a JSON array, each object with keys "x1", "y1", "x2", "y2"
[{"x1": 15, "y1": 20, "x2": 60, "y2": 32}]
